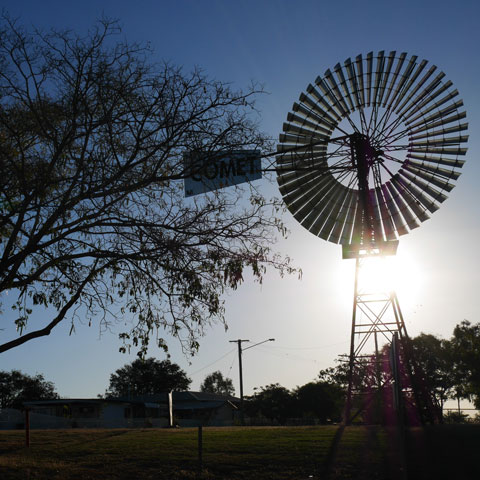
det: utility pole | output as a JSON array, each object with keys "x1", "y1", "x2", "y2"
[
  {"x1": 230, "y1": 337, "x2": 275, "y2": 425},
  {"x1": 230, "y1": 339, "x2": 249, "y2": 425}
]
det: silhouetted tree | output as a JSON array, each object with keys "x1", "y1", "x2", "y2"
[
  {"x1": 450, "y1": 320, "x2": 480, "y2": 408},
  {"x1": 0, "y1": 16, "x2": 295, "y2": 357},
  {"x1": 318, "y1": 366, "x2": 348, "y2": 390},
  {"x1": 0, "y1": 370, "x2": 58, "y2": 409},
  {"x1": 410, "y1": 333, "x2": 455, "y2": 414},
  {"x1": 200, "y1": 371, "x2": 234, "y2": 396},
  {"x1": 246, "y1": 383, "x2": 294, "y2": 424},
  {"x1": 105, "y1": 358, "x2": 191, "y2": 397},
  {"x1": 294, "y1": 381, "x2": 343, "y2": 423}
]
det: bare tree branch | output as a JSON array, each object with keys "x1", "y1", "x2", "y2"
[{"x1": 0, "y1": 16, "x2": 296, "y2": 357}]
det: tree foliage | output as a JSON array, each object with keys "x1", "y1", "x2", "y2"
[
  {"x1": 200, "y1": 370, "x2": 234, "y2": 396},
  {"x1": 246, "y1": 383, "x2": 294, "y2": 425},
  {"x1": 294, "y1": 381, "x2": 344, "y2": 423},
  {"x1": 317, "y1": 324, "x2": 480, "y2": 421},
  {"x1": 242, "y1": 321, "x2": 480, "y2": 425},
  {"x1": 409, "y1": 333, "x2": 456, "y2": 412},
  {"x1": 450, "y1": 320, "x2": 480, "y2": 408},
  {"x1": 0, "y1": 16, "x2": 295, "y2": 356},
  {"x1": 245, "y1": 380, "x2": 344, "y2": 425},
  {"x1": 105, "y1": 357, "x2": 191, "y2": 397},
  {"x1": 0, "y1": 370, "x2": 58, "y2": 409}
]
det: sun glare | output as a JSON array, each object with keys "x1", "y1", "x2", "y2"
[
  {"x1": 335, "y1": 248, "x2": 425, "y2": 310},
  {"x1": 357, "y1": 257, "x2": 394, "y2": 293},
  {"x1": 392, "y1": 250, "x2": 425, "y2": 309}
]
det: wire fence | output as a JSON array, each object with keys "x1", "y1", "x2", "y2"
[{"x1": 1, "y1": 408, "x2": 478, "y2": 430}]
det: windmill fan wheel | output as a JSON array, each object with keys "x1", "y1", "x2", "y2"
[{"x1": 276, "y1": 51, "x2": 468, "y2": 252}]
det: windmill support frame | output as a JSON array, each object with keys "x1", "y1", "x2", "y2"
[{"x1": 343, "y1": 254, "x2": 439, "y2": 426}]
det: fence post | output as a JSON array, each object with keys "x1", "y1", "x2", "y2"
[
  {"x1": 25, "y1": 408, "x2": 30, "y2": 448},
  {"x1": 198, "y1": 425, "x2": 203, "y2": 472}
]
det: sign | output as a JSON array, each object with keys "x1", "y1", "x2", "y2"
[{"x1": 184, "y1": 150, "x2": 262, "y2": 197}]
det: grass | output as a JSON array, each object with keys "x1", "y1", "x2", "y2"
[{"x1": 0, "y1": 424, "x2": 479, "y2": 479}]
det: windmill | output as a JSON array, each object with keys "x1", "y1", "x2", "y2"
[{"x1": 276, "y1": 51, "x2": 468, "y2": 424}]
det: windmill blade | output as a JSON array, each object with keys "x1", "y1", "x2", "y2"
[
  {"x1": 276, "y1": 151, "x2": 327, "y2": 171},
  {"x1": 290, "y1": 174, "x2": 338, "y2": 225},
  {"x1": 402, "y1": 163, "x2": 456, "y2": 191},
  {"x1": 310, "y1": 184, "x2": 350, "y2": 238},
  {"x1": 278, "y1": 165, "x2": 326, "y2": 194},
  {"x1": 374, "y1": 186, "x2": 397, "y2": 241},
  {"x1": 382, "y1": 52, "x2": 406, "y2": 108},
  {"x1": 324, "y1": 68, "x2": 351, "y2": 114},
  {"x1": 409, "y1": 122, "x2": 468, "y2": 141},
  {"x1": 281, "y1": 172, "x2": 331, "y2": 210},
  {"x1": 398, "y1": 169, "x2": 448, "y2": 203},
  {"x1": 386, "y1": 181, "x2": 421, "y2": 231},
  {"x1": 298, "y1": 92, "x2": 341, "y2": 126},
  {"x1": 329, "y1": 189, "x2": 356, "y2": 243},
  {"x1": 405, "y1": 91, "x2": 461, "y2": 127},
  {"x1": 398, "y1": 78, "x2": 452, "y2": 120},
  {"x1": 277, "y1": 51, "x2": 468, "y2": 249},
  {"x1": 392, "y1": 59, "x2": 429, "y2": 113},
  {"x1": 410, "y1": 135, "x2": 469, "y2": 148},
  {"x1": 405, "y1": 159, "x2": 462, "y2": 181},
  {"x1": 406, "y1": 152, "x2": 465, "y2": 169},
  {"x1": 280, "y1": 133, "x2": 329, "y2": 145},
  {"x1": 344, "y1": 57, "x2": 363, "y2": 109},
  {"x1": 355, "y1": 54, "x2": 367, "y2": 107},
  {"x1": 395, "y1": 64, "x2": 436, "y2": 116},
  {"x1": 385, "y1": 54, "x2": 418, "y2": 111},
  {"x1": 369, "y1": 188, "x2": 386, "y2": 242},
  {"x1": 276, "y1": 142, "x2": 327, "y2": 155},
  {"x1": 371, "y1": 51, "x2": 385, "y2": 108},
  {"x1": 334, "y1": 62, "x2": 355, "y2": 111},
  {"x1": 276, "y1": 156, "x2": 328, "y2": 175},
  {"x1": 351, "y1": 198, "x2": 366, "y2": 244},
  {"x1": 395, "y1": 171, "x2": 439, "y2": 214},
  {"x1": 381, "y1": 184, "x2": 409, "y2": 236},
  {"x1": 282, "y1": 121, "x2": 331, "y2": 138},
  {"x1": 339, "y1": 193, "x2": 358, "y2": 244},
  {"x1": 286, "y1": 112, "x2": 332, "y2": 135},
  {"x1": 312, "y1": 79, "x2": 347, "y2": 119},
  {"x1": 378, "y1": 51, "x2": 396, "y2": 106},
  {"x1": 292, "y1": 102, "x2": 336, "y2": 132},
  {"x1": 408, "y1": 145, "x2": 467, "y2": 158},
  {"x1": 406, "y1": 100, "x2": 464, "y2": 128},
  {"x1": 366, "y1": 51, "x2": 374, "y2": 106},
  {"x1": 390, "y1": 175, "x2": 430, "y2": 223}
]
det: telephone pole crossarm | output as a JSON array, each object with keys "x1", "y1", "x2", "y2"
[{"x1": 229, "y1": 337, "x2": 275, "y2": 425}]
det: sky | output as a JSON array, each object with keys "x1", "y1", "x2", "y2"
[{"x1": 1, "y1": 0, "x2": 479, "y2": 402}]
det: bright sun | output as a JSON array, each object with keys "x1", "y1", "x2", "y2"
[
  {"x1": 335, "y1": 247, "x2": 425, "y2": 310},
  {"x1": 358, "y1": 250, "x2": 425, "y2": 307}
]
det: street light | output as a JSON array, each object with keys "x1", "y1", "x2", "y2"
[{"x1": 229, "y1": 337, "x2": 275, "y2": 425}]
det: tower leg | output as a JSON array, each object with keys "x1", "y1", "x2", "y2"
[
  {"x1": 343, "y1": 255, "x2": 438, "y2": 425},
  {"x1": 344, "y1": 258, "x2": 359, "y2": 425}
]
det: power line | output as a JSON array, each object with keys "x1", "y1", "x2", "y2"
[
  {"x1": 253, "y1": 346, "x2": 321, "y2": 364},
  {"x1": 226, "y1": 352, "x2": 236, "y2": 377},
  {"x1": 189, "y1": 348, "x2": 236, "y2": 377},
  {"x1": 265, "y1": 340, "x2": 349, "y2": 351}
]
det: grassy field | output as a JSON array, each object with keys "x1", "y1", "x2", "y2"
[{"x1": 0, "y1": 424, "x2": 479, "y2": 479}]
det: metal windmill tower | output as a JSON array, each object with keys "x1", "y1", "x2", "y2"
[{"x1": 275, "y1": 51, "x2": 468, "y2": 424}]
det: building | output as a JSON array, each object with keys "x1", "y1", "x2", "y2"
[{"x1": 6, "y1": 392, "x2": 239, "y2": 429}]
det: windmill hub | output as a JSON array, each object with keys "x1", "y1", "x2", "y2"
[{"x1": 349, "y1": 132, "x2": 382, "y2": 170}]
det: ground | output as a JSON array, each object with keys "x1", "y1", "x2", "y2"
[{"x1": 0, "y1": 425, "x2": 479, "y2": 479}]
